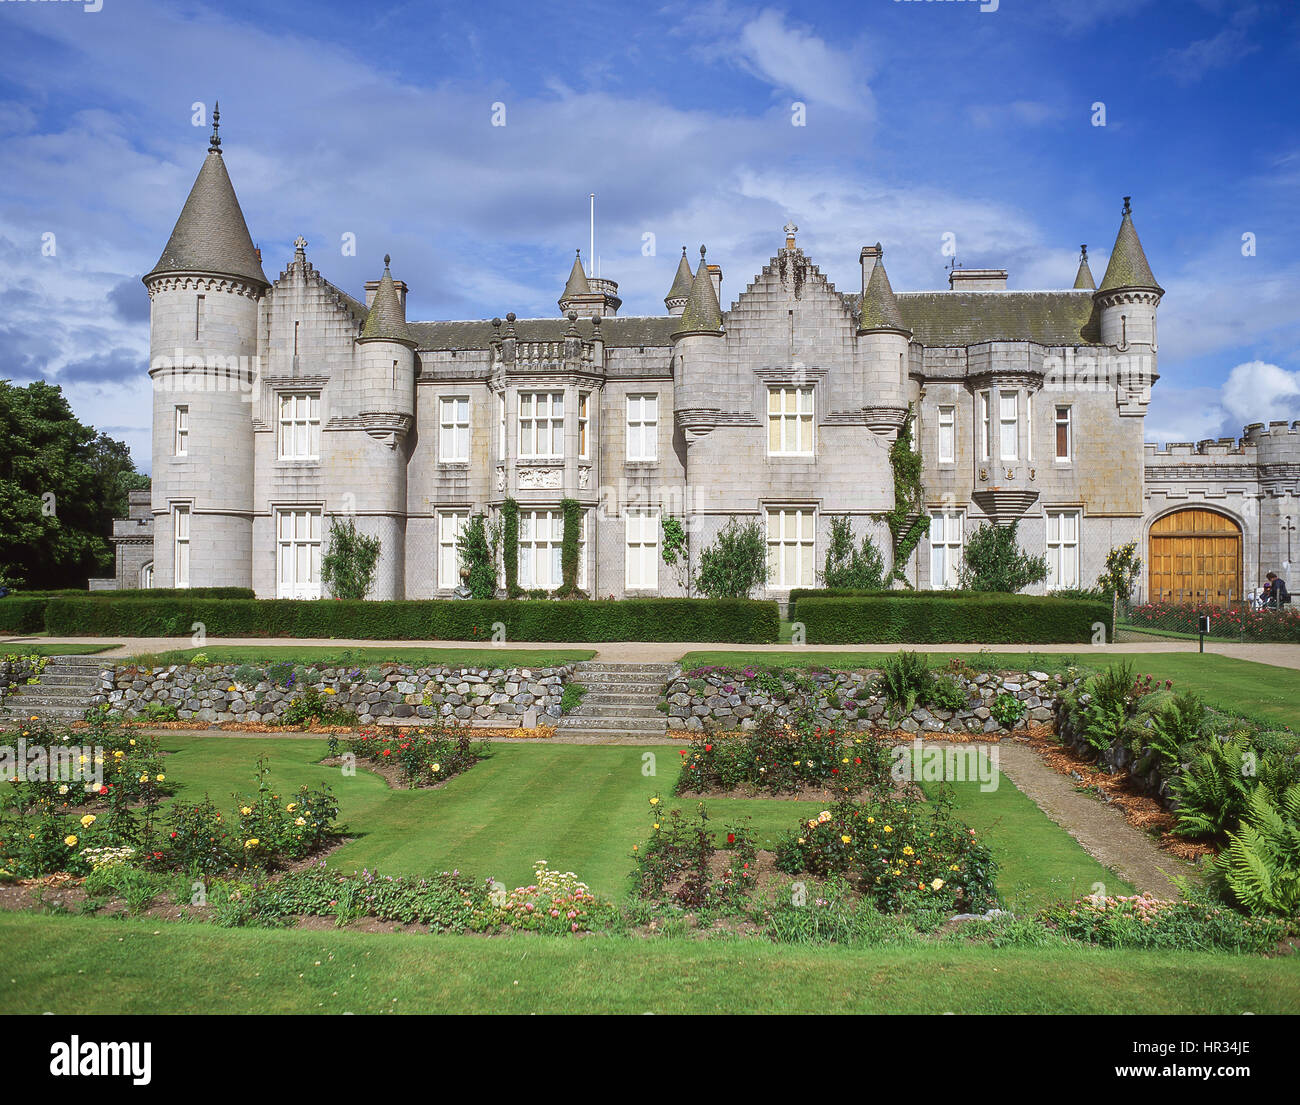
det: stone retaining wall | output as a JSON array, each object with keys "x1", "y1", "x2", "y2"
[
  {"x1": 0, "y1": 656, "x2": 44, "y2": 705},
  {"x1": 664, "y1": 667, "x2": 1073, "y2": 734},
  {"x1": 97, "y1": 663, "x2": 576, "y2": 726}
]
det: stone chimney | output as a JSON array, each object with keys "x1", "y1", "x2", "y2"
[
  {"x1": 948, "y1": 267, "x2": 1008, "y2": 291},
  {"x1": 706, "y1": 264, "x2": 722, "y2": 307},
  {"x1": 860, "y1": 242, "x2": 881, "y2": 295},
  {"x1": 365, "y1": 277, "x2": 408, "y2": 311}
]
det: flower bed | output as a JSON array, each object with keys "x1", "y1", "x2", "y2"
[
  {"x1": 340, "y1": 726, "x2": 486, "y2": 788},
  {"x1": 1126, "y1": 599, "x2": 1300, "y2": 642}
]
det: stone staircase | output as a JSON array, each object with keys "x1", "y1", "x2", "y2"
[
  {"x1": 555, "y1": 661, "x2": 678, "y2": 740},
  {"x1": 1, "y1": 656, "x2": 106, "y2": 723}
]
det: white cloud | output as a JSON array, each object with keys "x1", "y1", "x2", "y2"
[
  {"x1": 729, "y1": 9, "x2": 871, "y2": 115},
  {"x1": 1220, "y1": 360, "x2": 1300, "y2": 426}
]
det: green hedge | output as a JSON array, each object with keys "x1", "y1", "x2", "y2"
[
  {"x1": 0, "y1": 598, "x2": 49, "y2": 634},
  {"x1": 43, "y1": 597, "x2": 781, "y2": 643},
  {"x1": 795, "y1": 593, "x2": 1112, "y2": 644}
]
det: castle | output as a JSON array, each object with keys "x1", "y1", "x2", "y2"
[{"x1": 103, "y1": 116, "x2": 1300, "y2": 607}]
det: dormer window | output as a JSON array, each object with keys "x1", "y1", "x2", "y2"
[{"x1": 767, "y1": 386, "x2": 814, "y2": 456}]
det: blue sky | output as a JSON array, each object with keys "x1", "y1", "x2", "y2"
[{"x1": 1, "y1": 0, "x2": 1297, "y2": 472}]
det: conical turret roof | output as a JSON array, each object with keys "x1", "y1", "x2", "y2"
[
  {"x1": 562, "y1": 251, "x2": 590, "y2": 299},
  {"x1": 360, "y1": 256, "x2": 414, "y2": 345},
  {"x1": 665, "y1": 247, "x2": 693, "y2": 302},
  {"x1": 1073, "y1": 246, "x2": 1096, "y2": 290},
  {"x1": 1098, "y1": 199, "x2": 1161, "y2": 292},
  {"x1": 857, "y1": 252, "x2": 909, "y2": 333},
  {"x1": 147, "y1": 133, "x2": 267, "y2": 286},
  {"x1": 673, "y1": 246, "x2": 723, "y2": 335}
]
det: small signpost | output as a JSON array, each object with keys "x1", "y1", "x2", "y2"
[{"x1": 1198, "y1": 614, "x2": 1211, "y2": 653}]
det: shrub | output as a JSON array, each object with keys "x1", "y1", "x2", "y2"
[
  {"x1": 989, "y1": 693, "x2": 1026, "y2": 728},
  {"x1": 281, "y1": 686, "x2": 356, "y2": 728},
  {"x1": 45, "y1": 596, "x2": 780, "y2": 643},
  {"x1": 958, "y1": 519, "x2": 1049, "y2": 593},
  {"x1": 345, "y1": 725, "x2": 484, "y2": 787},
  {"x1": 470, "y1": 861, "x2": 619, "y2": 934},
  {"x1": 0, "y1": 597, "x2": 49, "y2": 633},
  {"x1": 756, "y1": 876, "x2": 920, "y2": 946},
  {"x1": 231, "y1": 758, "x2": 340, "y2": 870},
  {"x1": 630, "y1": 798, "x2": 756, "y2": 911},
  {"x1": 696, "y1": 518, "x2": 769, "y2": 599},
  {"x1": 163, "y1": 795, "x2": 234, "y2": 876},
  {"x1": 1097, "y1": 541, "x2": 1142, "y2": 600},
  {"x1": 1212, "y1": 784, "x2": 1300, "y2": 918},
  {"x1": 1171, "y1": 736, "x2": 1299, "y2": 840},
  {"x1": 820, "y1": 515, "x2": 885, "y2": 591},
  {"x1": 320, "y1": 516, "x2": 381, "y2": 600},
  {"x1": 927, "y1": 673, "x2": 969, "y2": 711},
  {"x1": 874, "y1": 650, "x2": 931, "y2": 720},
  {"x1": 773, "y1": 795, "x2": 998, "y2": 914},
  {"x1": 795, "y1": 592, "x2": 1110, "y2": 644},
  {"x1": 459, "y1": 511, "x2": 499, "y2": 599}
]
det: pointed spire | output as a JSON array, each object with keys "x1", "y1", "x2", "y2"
[
  {"x1": 1098, "y1": 197, "x2": 1161, "y2": 293},
  {"x1": 857, "y1": 251, "x2": 909, "y2": 334},
  {"x1": 673, "y1": 246, "x2": 723, "y2": 336},
  {"x1": 360, "y1": 255, "x2": 414, "y2": 344},
  {"x1": 146, "y1": 115, "x2": 267, "y2": 286},
  {"x1": 665, "y1": 246, "x2": 694, "y2": 305},
  {"x1": 1073, "y1": 244, "x2": 1095, "y2": 290},
  {"x1": 563, "y1": 249, "x2": 590, "y2": 299},
  {"x1": 209, "y1": 101, "x2": 221, "y2": 154}
]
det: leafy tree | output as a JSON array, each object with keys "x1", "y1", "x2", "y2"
[
  {"x1": 320, "y1": 516, "x2": 381, "y2": 599},
  {"x1": 958, "y1": 519, "x2": 1049, "y2": 592},
  {"x1": 457, "y1": 512, "x2": 498, "y2": 599},
  {"x1": 1097, "y1": 541, "x2": 1142, "y2": 600},
  {"x1": 885, "y1": 405, "x2": 928, "y2": 586},
  {"x1": 0, "y1": 379, "x2": 148, "y2": 588},
  {"x1": 696, "y1": 518, "x2": 769, "y2": 599},
  {"x1": 660, "y1": 515, "x2": 693, "y2": 594},
  {"x1": 820, "y1": 515, "x2": 885, "y2": 590}
]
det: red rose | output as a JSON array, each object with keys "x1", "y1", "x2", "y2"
[
  {"x1": 727, "y1": 832, "x2": 735, "y2": 844},
  {"x1": 704, "y1": 744, "x2": 712, "y2": 752}
]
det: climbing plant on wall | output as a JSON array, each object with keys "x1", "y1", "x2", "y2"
[
  {"x1": 885, "y1": 405, "x2": 929, "y2": 587},
  {"x1": 501, "y1": 497, "x2": 520, "y2": 597},
  {"x1": 559, "y1": 498, "x2": 583, "y2": 597}
]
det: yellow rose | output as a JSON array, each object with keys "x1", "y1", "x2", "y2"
[
  {"x1": 883, "y1": 826, "x2": 893, "y2": 833},
  {"x1": 286, "y1": 803, "x2": 297, "y2": 812},
  {"x1": 80, "y1": 815, "x2": 96, "y2": 828},
  {"x1": 58, "y1": 785, "x2": 68, "y2": 796},
  {"x1": 64, "y1": 835, "x2": 78, "y2": 847},
  {"x1": 139, "y1": 774, "x2": 149, "y2": 783},
  {"x1": 156, "y1": 774, "x2": 165, "y2": 782},
  {"x1": 840, "y1": 835, "x2": 851, "y2": 844},
  {"x1": 431, "y1": 764, "x2": 441, "y2": 772},
  {"x1": 931, "y1": 879, "x2": 945, "y2": 891},
  {"x1": 240, "y1": 807, "x2": 252, "y2": 816},
  {"x1": 649, "y1": 797, "x2": 659, "y2": 806},
  {"x1": 244, "y1": 838, "x2": 259, "y2": 849}
]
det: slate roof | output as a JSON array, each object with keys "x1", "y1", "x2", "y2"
[
  {"x1": 1098, "y1": 207, "x2": 1161, "y2": 292},
  {"x1": 147, "y1": 150, "x2": 268, "y2": 286},
  {"x1": 673, "y1": 248, "x2": 724, "y2": 335},
  {"x1": 408, "y1": 316, "x2": 678, "y2": 351},
  {"x1": 360, "y1": 260, "x2": 414, "y2": 344},
  {"x1": 840, "y1": 290, "x2": 1102, "y2": 346},
  {"x1": 562, "y1": 252, "x2": 590, "y2": 299},
  {"x1": 1073, "y1": 255, "x2": 1096, "y2": 290},
  {"x1": 665, "y1": 248, "x2": 694, "y2": 302},
  {"x1": 857, "y1": 257, "x2": 909, "y2": 333}
]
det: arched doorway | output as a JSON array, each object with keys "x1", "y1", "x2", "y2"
[{"x1": 1148, "y1": 508, "x2": 1242, "y2": 605}]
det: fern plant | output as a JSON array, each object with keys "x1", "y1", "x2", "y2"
[
  {"x1": 1171, "y1": 736, "x2": 1257, "y2": 839},
  {"x1": 1137, "y1": 690, "x2": 1204, "y2": 775},
  {"x1": 1212, "y1": 784, "x2": 1300, "y2": 918},
  {"x1": 875, "y1": 650, "x2": 931, "y2": 723}
]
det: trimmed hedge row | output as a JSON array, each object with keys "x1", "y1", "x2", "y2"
[
  {"x1": 43, "y1": 597, "x2": 781, "y2": 643},
  {"x1": 796, "y1": 593, "x2": 1112, "y2": 644},
  {"x1": 0, "y1": 588, "x2": 256, "y2": 637},
  {"x1": 0, "y1": 598, "x2": 48, "y2": 635}
]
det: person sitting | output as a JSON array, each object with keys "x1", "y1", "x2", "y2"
[{"x1": 1265, "y1": 572, "x2": 1290, "y2": 609}]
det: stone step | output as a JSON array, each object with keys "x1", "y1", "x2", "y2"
[
  {"x1": 571, "y1": 703, "x2": 663, "y2": 719},
  {"x1": 41, "y1": 658, "x2": 109, "y2": 670},
  {"x1": 5, "y1": 691, "x2": 96, "y2": 707},
  {"x1": 577, "y1": 694, "x2": 663, "y2": 708},
  {"x1": 573, "y1": 663, "x2": 676, "y2": 675},
  {"x1": 0, "y1": 704, "x2": 87, "y2": 721},
  {"x1": 556, "y1": 715, "x2": 666, "y2": 731},
  {"x1": 551, "y1": 727, "x2": 669, "y2": 741},
  {"x1": 573, "y1": 681, "x2": 666, "y2": 696},
  {"x1": 29, "y1": 673, "x2": 103, "y2": 687}
]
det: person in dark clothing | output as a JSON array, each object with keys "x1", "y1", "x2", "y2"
[{"x1": 1265, "y1": 572, "x2": 1290, "y2": 609}]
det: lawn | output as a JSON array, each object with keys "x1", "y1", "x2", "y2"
[
  {"x1": 160, "y1": 735, "x2": 1130, "y2": 906},
  {"x1": 134, "y1": 645, "x2": 595, "y2": 668},
  {"x1": 678, "y1": 650, "x2": 1300, "y2": 730},
  {"x1": 1, "y1": 912, "x2": 1295, "y2": 1014},
  {"x1": 0, "y1": 642, "x2": 120, "y2": 656}
]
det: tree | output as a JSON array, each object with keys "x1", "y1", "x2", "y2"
[
  {"x1": 885, "y1": 405, "x2": 928, "y2": 586},
  {"x1": 0, "y1": 379, "x2": 148, "y2": 589},
  {"x1": 696, "y1": 518, "x2": 769, "y2": 599},
  {"x1": 958, "y1": 519, "x2": 1049, "y2": 592},
  {"x1": 320, "y1": 516, "x2": 381, "y2": 599},
  {"x1": 1097, "y1": 541, "x2": 1142, "y2": 600},
  {"x1": 660, "y1": 515, "x2": 693, "y2": 595},
  {"x1": 820, "y1": 514, "x2": 885, "y2": 590},
  {"x1": 457, "y1": 513, "x2": 498, "y2": 599}
]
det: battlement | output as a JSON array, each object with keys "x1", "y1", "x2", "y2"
[{"x1": 1145, "y1": 421, "x2": 1300, "y2": 462}]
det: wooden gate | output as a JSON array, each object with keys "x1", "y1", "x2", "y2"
[{"x1": 1148, "y1": 508, "x2": 1242, "y2": 604}]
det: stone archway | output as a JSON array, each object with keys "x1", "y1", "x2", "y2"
[{"x1": 1147, "y1": 508, "x2": 1242, "y2": 604}]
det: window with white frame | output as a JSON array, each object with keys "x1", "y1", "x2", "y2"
[
  {"x1": 929, "y1": 510, "x2": 963, "y2": 589},
  {"x1": 979, "y1": 391, "x2": 991, "y2": 461},
  {"x1": 1046, "y1": 510, "x2": 1080, "y2": 589},
  {"x1": 625, "y1": 508, "x2": 659, "y2": 590},
  {"x1": 767, "y1": 386, "x2": 814, "y2": 456},
  {"x1": 437, "y1": 510, "x2": 469, "y2": 589},
  {"x1": 174, "y1": 406, "x2": 189, "y2": 456},
  {"x1": 766, "y1": 507, "x2": 815, "y2": 589},
  {"x1": 439, "y1": 396, "x2": 470, "y2": 463},
  {"x1": 497, "y1": 393, "x2": 506, "y2": 461},
  {"x1": 577, "y1": 510, "x2": 588, "y2": 591},
  {"x1": 278, "y1": 393, "x2": 321, "y2": 460},
  {"x1": 626, "y1": 394, "x2": 657, "y2": 462},
  {"x1": 1055, "y1": 405, "x2": 1072, "y2": 461},
  {"x1": 518, "y1": 509, "x2": 563, "y2": 590},
  {"x1": 173, "y1": 505, "x2": 191, "y2": 588},
  {"x1": 937, "y1": 405, "x2": 955, "y2": 464},
  {"x1": 518, "y1": 392, "x2": 564, "y2": 458},
  {"x1": 999, "y1": 390, "x2": 1018, "y2": 461},
  {"x1": 276, "y1": 508, "x2": 322, "y2": 599},
  {"x1": 579, "y1": 392, "x2": 591, "y2": 460}
]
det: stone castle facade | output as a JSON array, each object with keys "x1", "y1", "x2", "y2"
[{"x1": 105, "y1": 120, "x2": 1300, "y2": 607}]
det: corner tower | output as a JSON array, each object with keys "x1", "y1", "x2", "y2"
[
  {"x1": 143, "y1": 104, "x2": 267, "y2": 588},
  {"x1": 1095, "y1": 197, "x2": 1163, "y2": 353}
]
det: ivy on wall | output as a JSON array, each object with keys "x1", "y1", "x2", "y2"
[
  {"x1": 885, "y1": 404, "x2": 930, "y2": 587},
  {"x1": 559, "y1": 497, "x2": 583, "y2": 598},
  {"x1": 501, "y1": 497, "x2": 520, "y2": 598}
]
